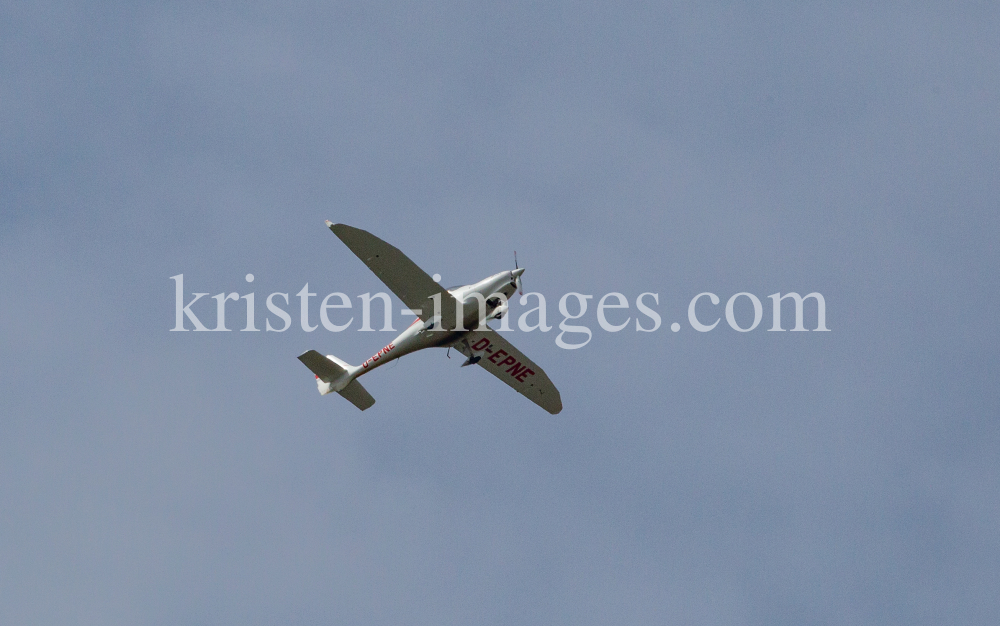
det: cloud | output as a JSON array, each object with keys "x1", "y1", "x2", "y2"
[{"x1": 2, "y1": 1, "x2": 998, "y2": 624}]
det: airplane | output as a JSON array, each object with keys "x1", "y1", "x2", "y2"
[{"x1": 297, "y1": 222, "x2": 563, "y2": 414}]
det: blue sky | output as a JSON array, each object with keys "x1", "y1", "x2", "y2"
[{"x1": 2, "y1": 2, "x2": 998, "y2": 624}]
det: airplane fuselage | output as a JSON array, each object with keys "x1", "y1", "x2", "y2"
[{"x1": 322, "y1": 270, "x2": 520, "y2": 390}]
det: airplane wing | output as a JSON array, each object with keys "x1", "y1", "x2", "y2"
[
  {"x1": 327, "y1": 222, "x2": 463, "y2": 328},
  {"x1": 452, "y1": 328, "x2": 562, "y2": 414}
]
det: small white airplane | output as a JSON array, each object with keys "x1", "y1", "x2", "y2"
[{"x1": 297, "y1": 222, "x2": 562, "y2": 414}]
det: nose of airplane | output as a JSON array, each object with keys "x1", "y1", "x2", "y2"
[{"x1": 512, "y1": 267, "x2": 525, "y2": 278}]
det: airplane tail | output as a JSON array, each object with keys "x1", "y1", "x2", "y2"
[
  {"x1": 297, "y1": 350, "x2": 375, "y2": 411},
  {"x1": 336, "y1": 379, "x2": 376, "y2": 411}
]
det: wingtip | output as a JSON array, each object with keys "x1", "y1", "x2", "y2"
[{"x1": 547, "y1": 392, "x2": 563, "y2": 415}]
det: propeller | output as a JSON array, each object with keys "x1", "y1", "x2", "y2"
[{"x1": 514, "y1": 251, "x2": 523, "y2": 296}]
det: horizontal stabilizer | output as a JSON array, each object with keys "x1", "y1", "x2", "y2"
[
  {"x1": 338, "y1": 378, "x2": 376, "y2": 411},
  {"x1": 298, "y1": 350, "x2": 346, "y2": 383}
]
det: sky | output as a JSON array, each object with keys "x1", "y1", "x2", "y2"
[{"x1": 2, "y1": 2, "x2": 998, "y2": 624}]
